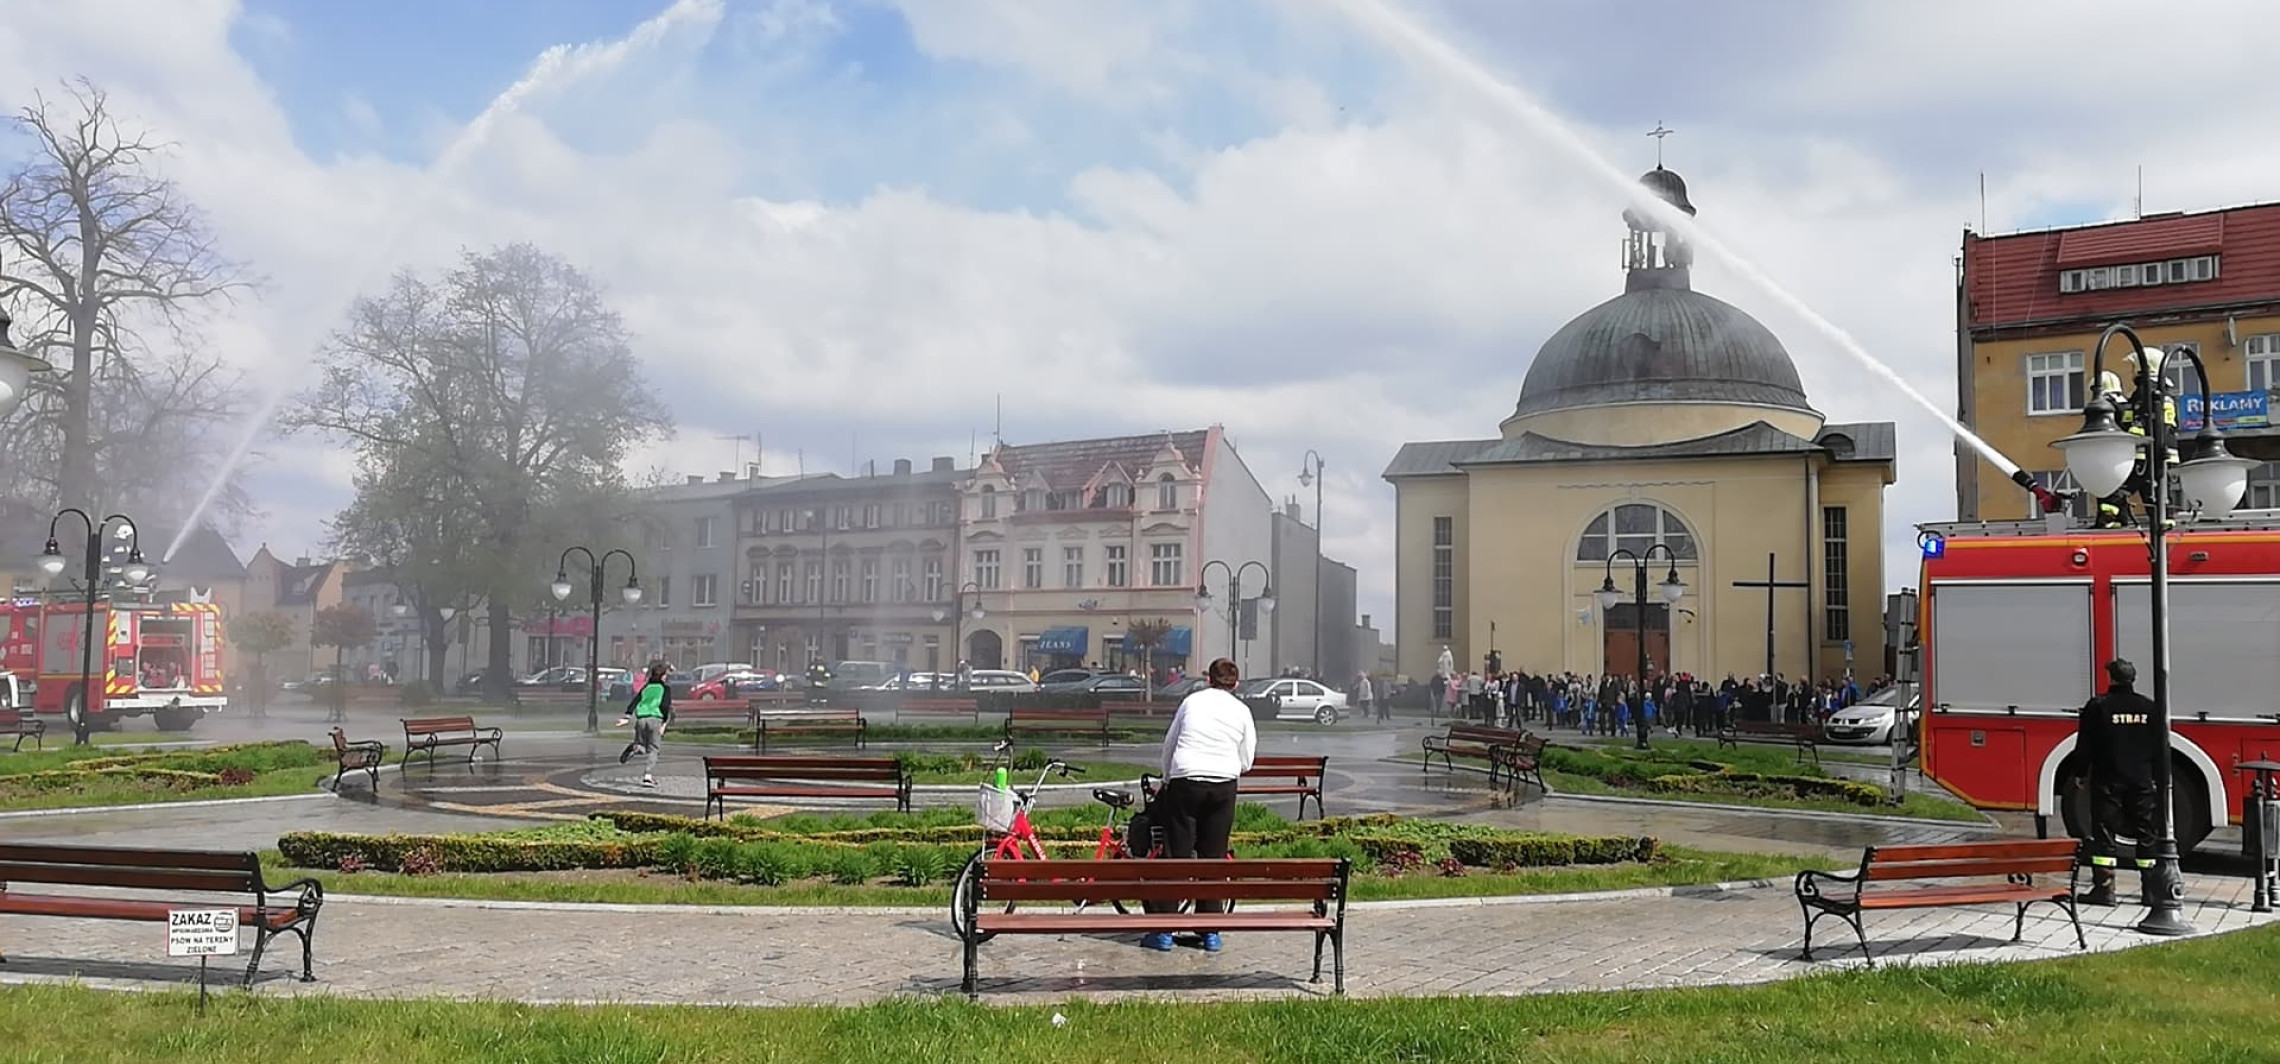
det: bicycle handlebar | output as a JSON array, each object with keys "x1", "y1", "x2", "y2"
[{"x1": 1059, "y1": 764, "x2": 1086, "y2": 776}]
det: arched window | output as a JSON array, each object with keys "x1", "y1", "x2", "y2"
[
  {"x1": 1576, "y1": 503, "x2": 1698, "y2": 562},
  {"x1": 1157, "y1": 474, "x2": 1179, "y2": 510}
]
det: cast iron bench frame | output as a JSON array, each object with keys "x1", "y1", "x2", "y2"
[
  {"x1": 669, "y1": 700, "x2": 754, "y2": 730},
  {"x1": 1004, "y1": 706, "x2": 1112, "y2": 747},
  {"x1": 1420, "y1": 723, "x2": 1531, "y2": 787},
  {"x1": 702, "y1": 755, "x2": 912, "y2": 820},
  {"x1": 751, "y1": 709, "x2": 868, "y2": 754},
  {"x1": 0, "y1": 707, "x2": 44, "y2": 752},
  {"x1": 399, "y1": 715, "x2": 503, "y2": 768},
  {"x1": 1794, "y1": 838, "x2": 2086, "y2": 965},
  {"x1": 957, "y1": 857, "x2": 1350, "y2": 997},
  {"x1": 897, "y1": 697, "x2": 980, "y2": 724},
  {"x1": 328, "y1": 727, "x2": 384, "y2": 791},
  {"x1": 0, "y1": 842, "x2": 324, "y2": 986},
  {"x1": 1718, "y1": 719, "x2": 1822, "y2": 766},
  {"x1": 1241, "y1": 754, "x2": 1330, "y2": 820}
]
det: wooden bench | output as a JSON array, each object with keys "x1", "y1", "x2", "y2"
[
  {"x1": 1105, "y1": 701, "x2": 1181, "y2": 722},
  {"x1": 1718, "y1": 719, "x2": 1822, "y2": 765},
  {"x1": 669, "y1": 700, "x2": 753, "y2": 730},
  {"x1": 327, "y1": 728, "x2": 384, "y2": 792},
  {"x1": 1503, "y1": 733, "x2": 1549, "y2": 793},
  {"x1": 702, "y1": 755, "x2": 911, "y2": 820},
  {"x1": 752, "y1": 710, "x2": 867, "y2": 753},
  {"x1": 958, "y1": 857, "x2": 1350, "y2": 996},
  {"x1": 1005, "y1": 706, "x2": 1111, "y2": 747},
  {"x1": 897, "y1": 697, "x2": 979, "y2": 724},
  {"x1": 399, "y1": 715, "x2": 502, "y2": 768},
  {"x1": 1795, "y1": 838, "x2": 2086, "y2": 965},
  {"x1": 0, "y1": 707, "x2": 44, "y2": 752},
  {"x1": 1420, "y1": 724, "x2": 1531, "y2": 787},
  {"x1": 743, "y1": 691, "x2": 810, "y2": 713},
  {"x1": 0, "y1": 842, "x2": 325, "y2": 986},
  {"x1": 1242, "y1": 755, "x2": 1330, "y2": 820}
]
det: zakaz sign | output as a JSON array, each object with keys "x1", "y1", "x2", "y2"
[{"x1": 2180, "y1": 390, "x2": 2270, "y2": 432}]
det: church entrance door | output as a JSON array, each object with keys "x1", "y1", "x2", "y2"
[{"x1": 1602, "y1": 602, "x2": 1670, "y2": 682}]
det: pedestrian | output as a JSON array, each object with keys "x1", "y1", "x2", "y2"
[
  {"x1": 1355, "y1": 672, "x2": 1379, "y2": 723},
  {"x1": 2075, "y1": 659, "x2": 2162, "y2": 907},
  {"x1": 1145, "y1": 656, "x2": 1258, "y2": 952},
  {"x1": 615, "y1": 661, "x2": 673, "y2": 788}
]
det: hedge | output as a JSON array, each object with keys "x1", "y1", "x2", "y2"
[
  {"x1": 0, "y1": 766, "x2": 227, "y2": 794},
  {"x1": 278, "y1": 831, "x2": 666, "y2": 874},
  {"x1": 1446, "y1": 834, "x2": 1660, "y2": 868},
  {"x1": 1645, "y1": 771, "x2": 1884, "y2": 807},
  {"x1": 586, "y1": 810, "x2": 1406, "y2": 846}
]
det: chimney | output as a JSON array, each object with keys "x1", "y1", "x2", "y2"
[
  {"x1": 932, "y1": 456, "x2": 954, "y2": 473},
  {"x1": 893, "y1": 458, "x2": 912, "y2": 476},
  {"x1": 685, "y1": 475, "x2": 703, "y2": 485},
  {"x1": 1283, "y1": 500, "x2": 1301, "y2": 519},
  {"x1": 717, "y1": 471, "x2": 735, "y2": 483},
  {"x1": 296, "y1": 556, "x2": 310, "y2": 568},
  {"x1": 746, "y1": 462, "x2": 761, "y2": 480},
  {"x1": 1360, "y1": 613, "x2": 1372, "y2": 628}
]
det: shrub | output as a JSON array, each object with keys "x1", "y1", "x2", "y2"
[
  {"x1": 217, "y1": 767, "x2": 255, "y2": 787},
  {"x1": 892, "y1": 845, "x2": 952, "y2": 887},
  {"x1": 1646, "y1": 771, "x2": 1883, "y2": 807},
  {"x1": 397, "y1": 682, "x2": 438, "y2": 708},
  {"x1": 822, "y1": 848, "x2": 875, "y2": 885},
  {"x1": 277, "y1": 829, "x2": 665, "y2": 874},
  {"x1": 397, "y1": 847, "x2": 443, "y2": 876},
  {"x1": 1446, "y1": 834, "x2": 1660, "y2": 868}
]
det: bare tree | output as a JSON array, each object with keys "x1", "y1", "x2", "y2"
[{"x1": 0, "y1": 78, "x2": 253, "y2": 519}]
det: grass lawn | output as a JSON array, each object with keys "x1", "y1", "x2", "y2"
[
  {"x1": 0, "y1": 742, "x2": 328, "y2": 812},
  {"x1": 265, "y1": 844, "x2": 1821, "y2": 908},
  {"x1": 5, "y1": 924, "x2": 2278, "y2": 1062},
  {"x1": 1394, "y1": 745, "x2": 1982, "y2": 823},
  {"x1": 1572, "y1": 733, "x2": 1904, "y2": 767}
]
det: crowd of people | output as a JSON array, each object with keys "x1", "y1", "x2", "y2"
[{"x1": 1415, "y1": 648, "x2": 1889, "y2": 736}]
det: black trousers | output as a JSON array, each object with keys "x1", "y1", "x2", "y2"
[
  {"x1": 2090, "y1": 780, "x2": 2160, "y2": 876},
  {"x1": 1145, "y1": 777, "x2": 1238, "y2": 915}
]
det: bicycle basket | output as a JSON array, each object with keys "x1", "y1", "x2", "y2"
[{"x1": 975, "y1": 783, "x2": 1019, "y2": 833}]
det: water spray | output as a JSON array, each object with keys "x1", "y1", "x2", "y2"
[
  {"x1": 164, "y1": 0, "x2": 727, "y2": 563},
  {"x1": 1327, "y1": 0, "x2": 2029, "y2": 483}
]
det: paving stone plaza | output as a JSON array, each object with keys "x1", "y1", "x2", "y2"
[{"x1": 1, "y1": 703, "x2": 2270, "y2": 1005}]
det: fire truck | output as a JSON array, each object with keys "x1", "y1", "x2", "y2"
[
  {"x1": 0, "y1": 598, "x2": 228, "y2": 732},
  {"x1": 1914, "y1": 516, "x2": 2280, "y2": 851}
]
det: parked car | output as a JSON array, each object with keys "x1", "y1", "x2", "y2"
[
  {"x1": 688, "y1": 670, "x2": 777, "y2": 701},
  {"x1": 965, "y1": 670, "x2": 1038, "y2": 692},
  {"x1": 1238, "y1": 677, "x2": 1347, "y2": 725},
  {"x1": 1063, "y1": 674, "x2": 1148, "y2": 700},
  {"x1": 1153, "y1": 677, "x2": 1209, "y2": 701},
  {"x1": 519, "y1": 666, "x2": 584, "y2": 688},
  {"x1": 608, "y1": 669, "x2": 695, "y2": 702},
  {"x1": 1823, "y1": 686, "x2": 1920, "y2": 746},
  {"x1": 693, "y1": 662, "x2": 755, "y2": 684},
  {"x1": 1035, "y1": 669, "x2": 1104, "y2": 693},
  {"x1": 826, "y1": 661, "x2": 893, "y2": 691}
]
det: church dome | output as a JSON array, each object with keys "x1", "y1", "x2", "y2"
[{"x1": 1507, "y1": 286, "x2": 1815, "y2": 420}]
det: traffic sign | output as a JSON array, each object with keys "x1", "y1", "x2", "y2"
[{"x1": 167, "y1": 909, "x2": 239, "y2": 958}]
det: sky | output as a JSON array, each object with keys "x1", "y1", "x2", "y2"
[{"x1": 1, "y1": 0, "x2": 2276, "y2": 642}]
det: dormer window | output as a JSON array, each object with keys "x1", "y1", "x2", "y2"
[
  {"x1": 979, "y1": 486, "x2": 997, "y2": 519},
  {"x1": 1103, "y1": 483, "x2": 1132, "y2": 508},
  {"x1": 1156, "y1": 474, "x2": 1179, "y2": 510},
  {"x1": 1024, "y1": 489, "x2": 1046, "y2": 512}
]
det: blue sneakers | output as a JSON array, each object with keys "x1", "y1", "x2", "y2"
[
  {"x1": 1199, "y1": 932, "x2": 1224, "y2": 953},
  {"x1": 1141, "y1": 932, "x2": 1174, "y2": 952}
]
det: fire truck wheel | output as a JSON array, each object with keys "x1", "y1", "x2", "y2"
[
  {"x1": 154, "y1": 707, "x2": 199, "y2": 732},
  {"x1": 2057, "y1": 761, "x2": 2214, "y2": 853}
]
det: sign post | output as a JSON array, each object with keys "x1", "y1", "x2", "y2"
[{"x1": 168, "y1": 908, "x2": 239, "y2": 1014}]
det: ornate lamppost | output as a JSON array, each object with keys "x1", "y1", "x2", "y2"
[
  {"x1": 1596, "y1": 545, "x2": 1686, "y2": 751},
  {"x1": 551, "y1": 547, "x2": 642, "y2": 732}
]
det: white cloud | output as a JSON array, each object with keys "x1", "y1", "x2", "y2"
[{"x1": 7, "y1": 0, "x2": 2277, "y2": 642}]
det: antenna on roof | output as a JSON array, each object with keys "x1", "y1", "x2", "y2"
[
  {"x1": 994, "y1": 394, "x2": 1003, "y2": 448},
  {"x1": 2135, "y1": 164, "x2": 2144, "y2": 219},
  {"x1": 1978, "y1": 172, "x2": 1986, "y2": 234}
]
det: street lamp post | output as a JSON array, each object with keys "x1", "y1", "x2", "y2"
[
  {"x1": 1298, "y1": 451, "x2": 1326, "y2": 679},
  {"x1": 1195, "y1": 560, "x2": 1274, "y2": 665},
  {"x1": 552, "y1": 547, "x2": 642, "y2": 732},
  {"x1": 0, "y1": 302, "x2": 53, "y2": 421},
  {"x1": 1596, "y1": 545, "x2": 1687, "y2": 752},
  {"x1": 938, "y1": 581, "x2": 985, "y2": 684},
  {"x1": 37, "y1": 511, "x2": 149, "y2": 745},
  {"x1": 2053, "y1": 322, "x2": 2254, "y2": 938}
]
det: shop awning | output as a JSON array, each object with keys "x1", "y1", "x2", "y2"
[
  {"x1": 1123, "y1": 626, "x2": 1192, "y2": 657},
  {"x1": 1037, "y1": 627, "x2": 1089, "y2": 656}
]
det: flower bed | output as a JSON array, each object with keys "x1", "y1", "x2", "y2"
[
  {"x1": 1538, "y1": 745, "x2": 1885, "y2": 807},
  {"x1": 0, "y1": 741, "x2": 328, "y2": 805}
]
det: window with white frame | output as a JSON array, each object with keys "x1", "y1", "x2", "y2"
[
  {"x1": 2027, "y1": 351, "x2": 2086, "y2": 415},
  {"x1": 2161, "y1": 342, "x2": 2202, "y2": 399},
  {"x1": 777, "y1": 562, "x2": 794, "y2": 604},
  {"x1": 2057, "y1": 255, "x2": 2220, "y2": 294},
  {"x1": 692, "y1": 574, "x2": 717, "y2": 607},
  {"x1": 2248, "y1": 463, "x2": 2280, "y2": 511},
  {"x1": 831, "y1": 558, "x2": 849, "y2": 602},
  {"x1": 923, "y1": 557, "x2": 944, "y2": 600},
  {"x1": 860, "y1": 558, "x2": 878, "y2": 603},
  {"x1": 974, "y1": 549, "x2": 1000, "y2": 590},
  {"x1": 1149, "y1": 542, "x2": 1184, "y2": 586},
  {"x1": 1105, "y1": 545, "x2": 1128, "y2": 587},
  {"x1": 1104, "y1": 483, "x2": 1132, "y2": 508},
  {"x1": 1432, "y1": 516, "x2": 1454, "y2": 640},
  {"x1": 891, "y1": 558, "x2": 910, "y2": 601},
  {"x1": 2029, "y1": 470, "x2": 2095, "y2": 521},
  {"x1": 979, "y1": 487, "x2": 997, "y2": 520},
  {"x1": 695, "y1": 516, "x2": 717, "y2": 549},
  {"x1": 2248, "y1": 335, "x2": 2280, "y2": 393},
  {"x1": 1063, "y1": 546, "x2": 1084, "y2": 588},
  {"x1": 1574, "y1": 504, "x2": 1698, "y2": 562},
  {"x1": 1157, "y1": 474, "x2": 1178, "y2": 510},
  {"x1": 1022, "y1": 548, "x2": 1043, "y2": 589}
]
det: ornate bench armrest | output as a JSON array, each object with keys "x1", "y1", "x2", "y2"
[{"x1": 1793, "y1": 865, "x2": 1863, "y2": 902}]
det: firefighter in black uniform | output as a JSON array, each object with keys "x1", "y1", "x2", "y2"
[
  {"x1": 2075, "y1": 658, "x2": 2163, "y2": 906},
  {"x1": 2093, "y1": 363, "x2": 2180, "y2": 530},
  {"x1": 804, "y1": 659, "x2": 833, "y2": 705}
]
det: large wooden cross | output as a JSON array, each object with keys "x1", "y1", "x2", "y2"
[{"x1": 1730, "y1": 552, "x2": 1808, "y2": 679}]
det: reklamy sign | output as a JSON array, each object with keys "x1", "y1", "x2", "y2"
[
  {"x1": 168, "y1": 908, "x2": 240, "y2": 957},
  {"x1": 2179, "y1": 390, "x2": 2270, "y2": 431}
]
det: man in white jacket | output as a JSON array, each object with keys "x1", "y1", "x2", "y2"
[{"x1": 1145, "y1": 656, "x2": 1257, "y2": 953}]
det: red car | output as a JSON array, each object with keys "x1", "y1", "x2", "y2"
[{"x1": 688, "y1": 670, "x2": 777, "y2": 701}]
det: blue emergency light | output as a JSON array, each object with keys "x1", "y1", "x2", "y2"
[{"x1": 1918, "y1": 533, "x2": 1945, "y2": 560}]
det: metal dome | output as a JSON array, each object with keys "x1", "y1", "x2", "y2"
[{"x1": 1509, "y1": 286, "x2": 1815, "y2": 420}]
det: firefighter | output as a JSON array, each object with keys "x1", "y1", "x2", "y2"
[{"x1": 2074, "y1": 658, "x2": 2162, "y2": 906}]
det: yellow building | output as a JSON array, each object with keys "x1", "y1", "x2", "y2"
[
  {"x1": 1384, "y1": 168, "x2": 1895, "y2": 686},
  {"x1": 1956, "y1": 202, "x2": 2280, "y2": 521}
]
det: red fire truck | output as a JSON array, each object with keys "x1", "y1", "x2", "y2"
[
  {"x1": 1915, "y1": 516, "x2": 2280, "y2": 850},
  {"x1": 0, "y1": 598, "x2": 228, "y2": 732}
]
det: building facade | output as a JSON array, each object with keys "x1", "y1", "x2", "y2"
[
  {"x1": 1268, "y1": 503, "x2": 1319, "y2": 675},
  {"x1": 1956, "y1": 202, "x2": 2280, "y2": 521},
  {"x1": 1384, "y1": 166, "x2": 1896, "y2": 686},
  {"x1": 598, "y1": 472, "x2": 755, "y2": 671},
  {"x1": 243, "y1": 547, "x2": 347, "y2": 681},
  {"x1": 733, "y1": 458, "x2": 965, "y2": 674},
  {"x1": 1317, "y1": 556, "x2": 1359, "y2": 684},
  {"x1": 958, "y1": 429, "x2": 1274, "y2": 681}
]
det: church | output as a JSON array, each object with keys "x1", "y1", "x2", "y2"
[{"x1": 1383, "y1": 165, "x2": 1896, "y2": 686}]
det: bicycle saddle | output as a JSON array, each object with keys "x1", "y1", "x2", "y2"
[{"x1": 1092, "y1": 788, "x2": 1135, "y2": 809}]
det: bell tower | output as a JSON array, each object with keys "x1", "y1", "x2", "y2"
[{"x1": 1621, "y1": 124, "x2": 1698, "y2": 292}]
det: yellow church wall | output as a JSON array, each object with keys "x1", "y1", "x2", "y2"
[
  {"x1": 1500, "y1": 402, "x2": 1824, "y2": 448},
  {"x1": 1458, "y1": 455, "x2": 1829, "y2": 683},
  {"x1": 1391, "y1": 475, "x2": 1471, "y2": 681},
  {"x1": 1812, "y1": 462, "x2": 1891, "y2": 680}
]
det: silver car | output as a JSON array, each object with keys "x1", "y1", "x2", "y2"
[
  {"x1": 1823, "y1": 687, "x2": 1919, "y2": 745},
  {"x1": 1244, "y1": 678, "x2": 1348, "y2": 725}
]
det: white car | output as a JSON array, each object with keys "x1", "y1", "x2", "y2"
[
  {"x1": 1243, "y1": 678, "x2": 1348, "y2": 725},
  {"x1": 1823, "y1": 687, "x2": 1919, "y2": 745},
  {"x1": 966, "y1": 670, "x2": 1039, "y2": 692}
]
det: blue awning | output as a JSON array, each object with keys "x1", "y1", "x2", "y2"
[
  {"x1": 1037, "y1": 627, "x2": 1089, "y2": 656},
  {"x1": 1123, "y1": 626, "x2": 1192, "y2": 657}
]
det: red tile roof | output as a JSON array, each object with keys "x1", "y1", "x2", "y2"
[
  {"x1": 988, "y1": 430, "x2": 1209, "y2": 491},
  {"x1": 1964, "y1": 202, "x2": 2280, "y2": 332}
]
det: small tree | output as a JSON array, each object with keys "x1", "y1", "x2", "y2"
[
  {"x1": 1125, "y1": 618, "x2": 1176, "y2": 693},
  {"x1": 309, "y1": 605, "x2": 377, "y2": 723},
  {"x1": 225, "y1": 610, "x2": 294, "y2": 719}
]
